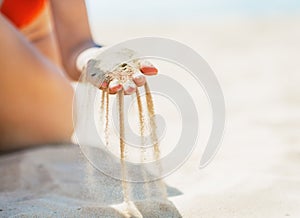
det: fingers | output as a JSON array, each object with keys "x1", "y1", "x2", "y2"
[
  {"x1": 139, "y1": 60, "x2": 158, "y2": 76},
  {"x1": 103, "y1": 60, "x2": 158, "y2": 95},
  {"x1": 123, "y1": 80, "x2": 136, "y2": 95},
  {"x1": 108, "y1": 79, "x2": 136, "y2": 95},
  {"x1": 108, "y1": 79, "x2": 122, "y2": 94},
  {"x1": 133, "y1": 60, "x2": 157, "y2": 87},
  {"x1": 99, "y1": 81, "x2": 108, "y2": 90},
  {"x1": 132, "y1": 71, "x2": 146, "y2": 87}
]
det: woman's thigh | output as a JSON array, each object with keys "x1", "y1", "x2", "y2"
[{"x1": 0, "y1": 14, "x2": 73, "y2": 152}]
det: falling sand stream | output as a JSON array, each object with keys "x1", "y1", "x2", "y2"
[
  {"x1": 81, "y1": 57, "x2": 169, "y2": 216},
  {"x1": 100, "y1": 82, "x2": 167, "y2": 205}
]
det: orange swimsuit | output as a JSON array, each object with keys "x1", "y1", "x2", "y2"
[{"x1": 0, "y1": 0, "x2": 47, "y2": 28}]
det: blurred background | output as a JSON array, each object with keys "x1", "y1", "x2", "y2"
[
  {"x1": 86, "y1": 0, "x2": 300, "y2": 21},
  {"x1": 84, "y1": 0, "x2": 300, "y2": 217},
  {"x1": 0, "y1": 1, "x2": 299, "y2": 217}
]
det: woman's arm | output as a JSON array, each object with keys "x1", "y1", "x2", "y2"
[{"x1": 50, "y1": 0, "x2": 96, "y2": 80}]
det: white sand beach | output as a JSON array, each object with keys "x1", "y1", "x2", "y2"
[{"x1": 1, "y1": 16, "x2": 300, "y2": 217}]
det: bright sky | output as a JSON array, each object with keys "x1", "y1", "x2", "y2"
[{"x1": 86, "y1": 0, "x2": 300, "y2": 22}]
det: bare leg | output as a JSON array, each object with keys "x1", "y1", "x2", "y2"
[{"x1": 0, "y1": 14, "x2": 73, "y2": 152}]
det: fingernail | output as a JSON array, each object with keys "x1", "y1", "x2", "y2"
[
  {"x1": 109, "y1": 79, "x2": 122, "y2": 93},
  {"x1": 123, "y1": 80, "x2": 136, "y2": 95},
  {"x1": 100, "y1": 81, "x2": 108, "y2": 89},
  {"x1": 139, "y1": 61, "x2": 158, "y2": 75},
  {"x1": 132, "y1": 71, "x2": 146, "y2": 86}
]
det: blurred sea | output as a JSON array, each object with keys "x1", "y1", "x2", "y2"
[{"x1": 86, "y1": 0, "x2": 300, "y2": 22}]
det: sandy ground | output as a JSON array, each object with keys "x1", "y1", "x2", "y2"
[
  {"x1": 0, "y1": 145, "x2": 182, "y2": 217},
  {"x1": 1, "y1": 16, "x2": 300, "y2": 217}
]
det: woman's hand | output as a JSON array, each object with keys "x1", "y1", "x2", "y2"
[
  {"x1": 76, "y1": 46, "x2": 158, "y2": 95},
  {"x1": 104, "y1": 60, "x2": 158, "y2": 95}
]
